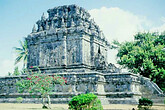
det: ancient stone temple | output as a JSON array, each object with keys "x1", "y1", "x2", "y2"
[
  {"x1": 0, "y1": 5, "x2": 164, "y2": 104},
  {"x1": 26, "y1": 4, "x2": 111, "y2": 73}
]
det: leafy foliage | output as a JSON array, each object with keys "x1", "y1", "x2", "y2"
[
  {"x1": 8, "y1": 72, "x2": 12, "y2": 76},
  {"x1": 16, "y1": 67, "x2": 67, "y2": 108},
  {"x1": 138, "y1": 97, "x2": 153, "y2": 110},
  {"x1": 13, "y1": 66, "x2": 21, "y2": 76},
  {"x1": 16, "y1": 97, "x2": 23, "y2": 103},
  {"x1": 14, "y1": 39, "x2": 28, "y2": 68},
  {"x1": 17, "y1": 68, "x2": 66, "y2": 95},
  {"x1": 8, "y1": 66, "x2": 26, "y2": 76},
  {"x1": 112, "y1": 32, "x2": 165, "y2": 92},
  {"x1": 68, "y1": 93, "x2": 103, "y2": 110}
]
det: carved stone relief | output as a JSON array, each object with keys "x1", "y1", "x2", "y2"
[
  {"x1": 40, "y1": 42, "x2": 64, "y2": 67},
  {"x1": 67, "y1": 40, "x2": 80, "y2": 65}
]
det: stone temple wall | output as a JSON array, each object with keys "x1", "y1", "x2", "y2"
[
  {"x1": 0, "y1": 72, "x2": 164, "y2": 104},
  {"x1": 0, "y1": 72, "x2": 106, "y2": 103}
]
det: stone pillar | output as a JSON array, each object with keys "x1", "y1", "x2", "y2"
[
  {"x1": 79, "y1": 35, "x2": 83, "y2": 64},
  {"x1": 72, "y1": 75, "x2": 78, "y2": 95},
  {"x1": 96, "y1": 75, "x2": 106, "y2": 93},
  {"x1": 61, "y1": 36, "x2": 67, "y2": 66},
  {"x1": 90, "y1": 36, "x2": 94, "y2": 67},
  {"x1": 96, "y1": 74, "x2": 109, "y2": 104}
]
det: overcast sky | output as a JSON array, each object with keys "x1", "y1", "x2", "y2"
[{"x1": 0, "y1": 0, "x2": 165, "y2": 76}]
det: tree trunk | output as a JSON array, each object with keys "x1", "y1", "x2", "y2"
[
  {"x1": 47, "y1": 94, "x2": 51, "y2": 109},
  {"x1": 41, "y1": 94, "x2": 51, "y2": 109},
  {"x1": 42, "y1": 95, "x2": 46, "y2": 107}
]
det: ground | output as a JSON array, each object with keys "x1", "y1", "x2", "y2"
[{"x1": 0, "y1": 103, "x2": 165, "y2": 110}]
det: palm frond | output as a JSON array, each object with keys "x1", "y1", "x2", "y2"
[
  {"x1": 23, "y1": 55, "x2": 27, "y2": 63},
  {"x1": 20, "y1": 52, "x2": 26, "y2": 55},
  {"x1": 24, "y1": 40, "x2": 28, "y2": 49},
  {"x1": 14, "y1": 39, "x2": 28, "y2": 66},
  {"x1": 13, "y1": 47, "x2": 24, "y2": 52},
  {"x1": 15, "y1": 55, "x2": 23, "y2": 65},
  {"x1": 19, "y1": 40, "x2": 25, "y2": 50}
]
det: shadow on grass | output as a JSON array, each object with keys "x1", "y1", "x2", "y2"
[{"x1": 27, "y1": 107, "x2": 65, "y2": 110}]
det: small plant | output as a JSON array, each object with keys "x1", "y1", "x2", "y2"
[
  {"x1": 16, "y1": 97, "x2": 23, "y2": 103},
  {"x1": 16, "y1": 66, "x2": 67, "y2": 109},
  {"x1": 138, "y1": 97, "x2": 153, "y2": 110},
  {"x1": 68, "y1": 93, "x2": 103, "y2": 110}
]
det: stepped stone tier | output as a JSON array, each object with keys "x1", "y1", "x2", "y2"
[{"x1": 0, "y1": 4, "x2": 164, "y2": 104}]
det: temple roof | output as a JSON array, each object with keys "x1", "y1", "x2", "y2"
[
  {"x1": 47, "y1": 4, "x2": 90, "y2": 20},
  {"x1": 28, "y1": 4, "x2": 110, "y2": 46}
]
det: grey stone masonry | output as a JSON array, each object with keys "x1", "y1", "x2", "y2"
[
  {"x1": 26, "y1": 4, "x2": 112, "y2": 73},
  {"x1": 0, "y1": 72, "x2": 164, "y2": 104}
]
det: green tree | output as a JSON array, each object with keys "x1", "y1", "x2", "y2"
[
  {"x1": 14, "y1": 39, "x2": 28, "y2": 68},
  {"x1": 112, "y1": 32, "x2": 165, "y2": 92},
  {"x1": 16, "y1": 67, "x2": 67, "y2": 109}
]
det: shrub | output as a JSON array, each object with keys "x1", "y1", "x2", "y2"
[
  {"x1": 16, "y1": 97, "x2": 23, "y2": 103},
  {"x1": 68, "y1": 93, "x2": 103, "y2": 110},
  {"x1": 138, "y1": 97, "x2": 153, "y2": 110},
  {"x1": 16, "y1": 66, "x2": 67, "y2": 109}
]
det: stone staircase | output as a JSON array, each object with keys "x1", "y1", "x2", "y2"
[{"x1": 140, "y1": 76, "x2": 165, "y2": 104}]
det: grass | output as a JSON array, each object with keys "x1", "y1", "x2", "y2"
[
  {"x1": 0, "y1": 103, "x2": 164, "y2": 110},
  {"x1": 0, "y1": 103, "x2": 67, "y2": 110}
]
